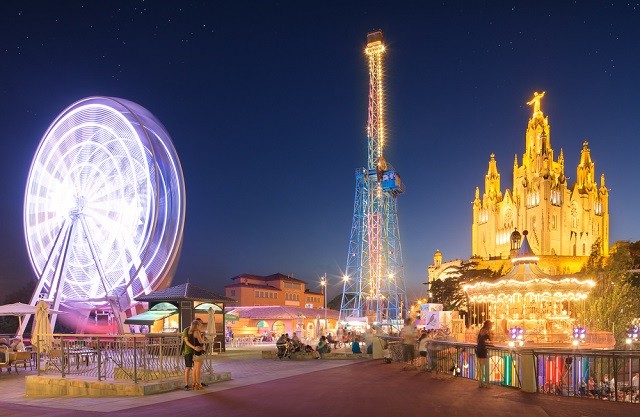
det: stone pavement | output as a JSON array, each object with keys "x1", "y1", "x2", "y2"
[{"x1": 0, "y1": 346, "x2": 637, "y2": 417}]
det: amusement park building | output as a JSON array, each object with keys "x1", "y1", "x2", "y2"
[
  {"x1": 224, "y1": 273, "x2": 325, "y2": 309},
  {"x1": 471, "y1": 92, "x2": 609, "y2": 275},
  {"x1": 224, "y1": 273, "x2": 332, "y2": 338}
]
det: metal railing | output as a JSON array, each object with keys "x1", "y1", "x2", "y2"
[
  {"x1": 417, "y1": 339, "x2": 640, "y2": 404},
  {"x1": 34, "y1": 333, "x2": 214, "y2": 383},
  {"x1": 533, "y1": 349, "x2": 640, "y2": 403},
  {"x1": 427, "y1": 340, "x2": 522, "y2": 388}
]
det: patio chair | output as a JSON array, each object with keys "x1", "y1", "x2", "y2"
[
  {"x1": 0, "y1": 346, "x2": 11, "y2": 373},
  {"x1": 13, "y1": 351, "x2": 34, "y2": 373},
  {"x1": 41, "y1": 349, "x2": 64, "y2": 371}
]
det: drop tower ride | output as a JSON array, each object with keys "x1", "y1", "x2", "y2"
[{"x1": 339, "y1": 31, "x2": 407, "y2": 331}]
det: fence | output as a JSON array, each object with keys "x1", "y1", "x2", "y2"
[
  {"x1": 420, "y1": 340, "x2": 640, "y2": 404},
  {"x1": 428, "y1": 340, "x2": 522, "y2": 388},
  {"x1": 533, "y1": 349, "x2": 640, "y2": 402},
  {"x1": 34, "y1": 333, "x2": 214, "y2": 383}
]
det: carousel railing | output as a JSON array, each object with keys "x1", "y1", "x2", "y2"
[{"x1": 462, "y1": 330, "x2": 615, "y2": 348}]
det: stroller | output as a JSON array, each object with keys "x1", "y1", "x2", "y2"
[
  {"x1": 383, "y1": 347, "x2": 392, "y2": 364},
  {"x1": 276, "y1": 342, "x2": 293, "y2": 360}
]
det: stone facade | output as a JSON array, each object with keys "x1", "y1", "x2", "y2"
[{"x1": 471, "y1": 92, "x2": 609, "y2": 265}]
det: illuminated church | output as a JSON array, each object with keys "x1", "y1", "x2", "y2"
[{"x1": 470, "y1": 92, "x2": 609, "y2": 274}]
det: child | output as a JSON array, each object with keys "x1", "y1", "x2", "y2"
[{"x1": 418, "y1": 332, "x2": 429, "y2": 371}]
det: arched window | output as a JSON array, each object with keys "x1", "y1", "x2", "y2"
[{"x1": 272, "y1": 320, "x2": 286, "y2": 336}]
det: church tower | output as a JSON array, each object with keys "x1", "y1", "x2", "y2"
[{"x1": 471, "y1": 92, "x2": 609, "y2": 269}]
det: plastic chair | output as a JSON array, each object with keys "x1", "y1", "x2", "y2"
[{"x1": 13, "y1": 351, "x2": 34, "y2": 373}]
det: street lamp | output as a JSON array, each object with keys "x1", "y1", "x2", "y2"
[
  {"x1": 321, "y1": 274, "x2": 327, "y2": 335},
  {"x1": 422, "y1": 281, "x2": 430, "y2": 303}
]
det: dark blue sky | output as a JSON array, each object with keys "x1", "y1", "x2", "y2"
[{"x1": 1, "y1": 1, "x2": 639, "y2": 301}]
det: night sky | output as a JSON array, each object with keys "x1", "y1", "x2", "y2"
[{"x1": 1, "y1": 1, "x2": 639, "y2": 302}]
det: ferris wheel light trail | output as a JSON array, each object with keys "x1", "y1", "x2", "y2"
[{"x1": 22, "y1": 97, "x2": 185, "y2": 334}]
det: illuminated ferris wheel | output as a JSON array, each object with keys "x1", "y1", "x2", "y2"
[{"x1": 23, "y1": 97, "x2": 185, "y2": 332}]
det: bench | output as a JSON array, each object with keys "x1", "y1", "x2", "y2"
[{"x1": 262, "y1": 350, "x2": 371, "y2": 360}]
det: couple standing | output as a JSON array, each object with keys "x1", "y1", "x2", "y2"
[{"x1": 183, "y1": 318, "x2": 208, "y2": 390}]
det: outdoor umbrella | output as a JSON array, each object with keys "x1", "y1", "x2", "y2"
[
  {"x1": 207, "y1": 308, "x2": 217, "y2": 340},
  {"x1": 207, "y1": 307, "x2": 217, "y2": 353},
  {"x1": 0, "y1": 301, "x2": 62, "y2": 336},
  {"x1": 31, "y1": 300, "x2": 54, "y2": 354}
]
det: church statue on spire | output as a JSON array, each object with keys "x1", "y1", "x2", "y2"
[{"x1": 526, "y1": 91, "x2": 546, "y2": 115}]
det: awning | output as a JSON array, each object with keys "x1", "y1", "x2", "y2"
[
  {"x1": 124, "y1": 310, "x2": 177, "y2": 325},
  {"x1": 225, "y1": 313, "x2": 239, "y2": 322},
  {"x1": 195, "y1": 302, "x2": 222, "y2": 312}
]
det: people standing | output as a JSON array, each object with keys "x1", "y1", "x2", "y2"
[
  {"x1": 191, "y1": 320, "x2": 206, "y2": 390},
  {"x1": 182, "y1": 318, "x2": 205, "y2": 390},
  {"x1": 476, "y1": 320, "x2": 493, "y2": 388},
  {"x1": 400, "y1": 318, "x2": 417, "y2": 370}
]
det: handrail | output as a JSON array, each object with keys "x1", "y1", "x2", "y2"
[
  {"x1": 33, "y1": 333, "x2": 215, "y2": 383},
  {"x1": 417, "y1": 339, "x2": 640, "y2": 403}
]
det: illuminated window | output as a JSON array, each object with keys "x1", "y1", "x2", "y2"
[
  {"x1": 594, "y1": 200, "x2": 602, "y2": 215},
  {"x1": 551, "y1": 188, "x2": 562, "y2": 206}
]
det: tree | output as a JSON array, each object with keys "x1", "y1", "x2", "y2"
[
  {"x1": 430, "y1": 276, "x2": 464, "y2": 311},
  {"x1": 430, "y1": 261, "x2": 500, "y2": 312},
  {"x1": 327, "y1": 294, "x2": 343, "y2": 311},
  {"x1": 583, "y1": 240, "x2": 640, "y2": 348}
]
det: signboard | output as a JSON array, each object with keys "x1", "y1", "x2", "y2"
[
  {"x1": 421, "y1": 304, "x2": 453, "y2": 331},
  {"x1": 423, "y1": 311, "x2": 441, "y2": 329}
]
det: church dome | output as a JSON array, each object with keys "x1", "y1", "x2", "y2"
[{"x1": 510, "y1": 228, "x2": 521, "y2": 243}]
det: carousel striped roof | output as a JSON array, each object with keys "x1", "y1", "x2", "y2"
[{"x1": 463, "y1": 231, "x2": 595, "y2": 300}]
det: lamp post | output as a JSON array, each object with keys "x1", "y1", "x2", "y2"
[
  {"x1": 422, "y1": 281, "x2": 430, "y2": 303},
  {"x1": 321, "y1": 274, "x2": 327, "y2": 335}
]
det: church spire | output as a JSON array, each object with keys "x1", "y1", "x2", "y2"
[
  {"x1": 484, "y1": 153, "x2": 502, "y2": 202},
  {"x1": 577, "y1": 141, "x2": 596, "y2": 192}
]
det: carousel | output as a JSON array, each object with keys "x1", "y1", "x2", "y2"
[{"x1": 463, "y1": 230, "x2": 614, "y2": 348}]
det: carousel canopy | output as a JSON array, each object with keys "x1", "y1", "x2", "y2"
[{"x1": 463, "y1": 231, "x2": 595, "y2": 303}]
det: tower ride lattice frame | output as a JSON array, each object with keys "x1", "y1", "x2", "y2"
[{"x1": 339, "y1": 31, "x2": 407, "y2": 331}]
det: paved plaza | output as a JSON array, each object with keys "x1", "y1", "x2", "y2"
[{"x1": 0, "y1": 346, "x2": 637, "y2": 417}]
